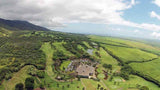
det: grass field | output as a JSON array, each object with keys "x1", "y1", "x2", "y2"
[
  {"x1": 89, "y1": 35, "x2": 160, "y2": 50},
  {"x1": 89, "y1": 35, "x2": 160, "y2": 56},
  {"x1": 102, "y1": 44, "x2": 158, "y2": 62},
  {"x1": 103, "y1": 75, "x2": 160, "y2": 90},
  {"x1": 81, "y1": 78, "x2": 107, "y2": 90},
  {"x1": 1, "y1": 65, "x2": 34, "y2": 90},
  {"x1": 89, "y1": 35, "x2": 128, "y2": 46},
  {"x1": 130, "y1": 58, "x2": 160, "y2": 82}
]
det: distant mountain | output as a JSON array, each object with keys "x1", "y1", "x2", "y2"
[{"x1": 0, "y1": 18, "x2": 50, "y2": 31}]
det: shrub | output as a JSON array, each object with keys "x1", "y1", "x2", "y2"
[
  {"x1": 40, "y1": 83, "x2": 44, "y2": 89},
  {"x1": 15, "y1": 83, "x2": 24, "y2": 90},
  {"x1": 140, "y1": 86, "x2": 149, "y2": 90},
  {"x1": 25, "y1": 77, "x2": 34, "y2": 90},
  {"x1": 37, "y1": 71, "x2": 45, "y2": 78}
]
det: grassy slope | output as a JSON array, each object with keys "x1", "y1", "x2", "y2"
[
  {"x1": 1, "y1": 65, "x2": 34, "y2": 90},
  {"x1": 102, "y1": 44, "x2": 157, "y2": 62},
  {"x1": 130, "y1": 58, "x2": 160, "y2": 82},
  {"x1": 0, "y1": 27, "x2": 12, "y2": 37}
]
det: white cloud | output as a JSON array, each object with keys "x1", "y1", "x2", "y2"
[
  {"x1": 150, "y1": 11, "x2": 160, "y2": 20},
  {"x1": 151, "y1": 32, "x2": 160, "y2": 39},
  {"x1": 0, "y1": 0, "x2": 160, "y2": 32},
  {"x1": 0, "y1": 0, "x2": 137, "y2": 28},
  {"x1": 134, "y1": 29, "x2": 139, "y2": 33},
  {"x1": 152, "y1": 0, "x2": 160, "y2": 7}
]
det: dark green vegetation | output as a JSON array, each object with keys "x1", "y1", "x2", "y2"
[
  {"x1": 0, "y1": 19, "x2": 160, "y2": 90},
  {"x1": 0, "y1": 18, "x2": 49, "y2": 31}
]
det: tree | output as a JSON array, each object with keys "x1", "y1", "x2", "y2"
[
  {"x1": 103, "y1": 64, "x2": 112, "y2": 70},
  {"x1": 25, "y1": 77, "x2": 34, "y2": 90},
  {"x1": 82, "y1": 87, "x2": 85, "y2": 90},
  {"x1": 5, "y1": 73, "x2": 12, "y2": 80},
  {"x1": 97, "y1": 84, "x2": 101, "y2": 89},
  {"x1": 120, "y1": 72, "x2": 129, "y2": 80},
  {"x1": 15, "y1": 83, "x2": 24, "y2": 90},
  {"x1": 109, "y1": 76, "x2": 113, "y2": 81},
  {"x1": 57, "y1": 83, "x2": 59, "y2": 87},
  {"x1": 40, "y1": 83, "x2": 44, "y2": 89},
  {"x1": 140, "y1": 86, "x2": 149, "y2": 90},
  {"x1": 67, "y1": 84, "x2": 70, "y2": 88},
  {"x1": 100, "y1": 87, "x2": 103, "y2": 90},
  {"x1": 37, "y1": 71, "x2": 45, "y2": 78},
  {"x1": 77, "y1": 76, "x2": 81, "y2": 81},
  {"x1": 62, "y1": 86, "x2": 64, "y2": 89}
]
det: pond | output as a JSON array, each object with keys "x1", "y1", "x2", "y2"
[{"x1": 87, "y1": 49, "x2": 93, "y2": 55}]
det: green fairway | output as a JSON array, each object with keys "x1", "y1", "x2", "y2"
[
  {"x1": 52, "y1": 42, "x2": 74, "y2": 57},
  {"x1": 83, "y1": 41, "x2": 92, "y2": 48},
  {"x1": 77, "y1": 45, "x2": 86, "y2": 51},
  {"x1": 41, "y1": 42, "x2": 56, "y2": 80}
]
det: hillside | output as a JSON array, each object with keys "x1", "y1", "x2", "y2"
[
  {"x1": 0, "y1": 18, "x2": 50, "y2": 31},
  {"x1": 0, "y1": 28, "x2": 160, "y2": 90}
]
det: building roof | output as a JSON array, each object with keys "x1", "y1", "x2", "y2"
[{"x1": 76, "y1": 64, "x2": 95, "y2": 77}]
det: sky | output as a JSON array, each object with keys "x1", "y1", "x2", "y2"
[{"x1": 0, "y1": 0, "x2": 160, "y2": 39}]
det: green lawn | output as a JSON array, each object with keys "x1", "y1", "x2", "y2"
[
  {"x1": 44, "y1": 72, "x2": 84, "y2": 90},
  {"x1": 81, "y1": 78, "x2": 107, "y2": 90},
  {"x1": 60, "y1": 60, "x2": 71, "y2": 71}
]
